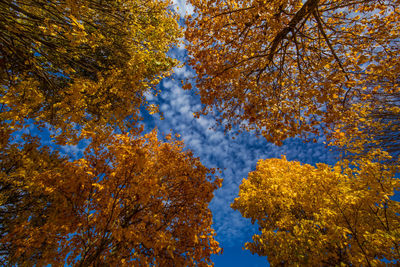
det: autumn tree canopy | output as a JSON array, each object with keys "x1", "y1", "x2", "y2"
[
  {"x1": 212, "y1": 1, "x2": 400, "y2": 264},
  {"x1": 333, "y1": 90, "x2": 400, "y2": 161},
  {"x1": 0, "y1": 0, "x2": 223, "y2": 266},
  {"x1": 232, "y1": 155, "x2": 400, "y2": 266},
  {"x1": 186, "y1": 0, "x2": 400, "y2": 145},
  {"x1": 1, "y1": 129, "x2": 222, "y2": 266},
  {"x1": 2, "y1": 0, "x2": 400, "y2": 265},
  {"x1": 1, "y1": 0, "x2": 181, "y2": 143}
]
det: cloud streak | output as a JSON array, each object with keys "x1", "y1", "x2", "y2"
[{"x1": 142, "y1": 49, "x2": 339, "y2": 248}]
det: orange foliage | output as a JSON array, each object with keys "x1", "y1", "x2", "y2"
[
  {"x1": 1, "y1": 130, "x2": 221, "y2": 266},
  {"x1": 0, "y1": 1, "x2": 223, "y2": 265},
  {"x1": 186, "y1": 0, "x2": 400, "y2": 145},
  {"x1": 1, "y1": 0, "x2": 181, "y2": 144},
  {"x1": 232, "y1": 155, "x2": 400, "y2": 266}
]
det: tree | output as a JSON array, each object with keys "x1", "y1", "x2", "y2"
[
  {"x1": 0, "y1": 1, "x2": 223, "y2": 266},
  {"x1": 0, "y1": 0, "x2": 181, "y2": 143},
  {"x1": 0, "y1": 134, "x2": 69, "y2": 264},
  {"x1": 333, "y1": 90, "x2": 400, "y2": 162},
  {"x1": 231, "y1": 155, "x2": 400, "y2": 266},
  {"x1": 1, "y1": 129, "x2": 222, "y2": 266},
  {"x1": 185, "y1": 0, "x2": 400, "y2": 145}
]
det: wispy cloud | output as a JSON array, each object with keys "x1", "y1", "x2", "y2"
[
  {"x1": 172, "y1": 0, "x2": 194, "y2": 17},
  {"x1": 142, "y1": 48, "x2": 339, "y2": 247},
  {"x1": 142, "y1": 0, "x2": 339, "y2": 247}
]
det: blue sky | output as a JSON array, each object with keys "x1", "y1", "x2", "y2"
[
  {"x1": 18, "y1": 1, "x2": 338, "y2": 265},
  {"x1": 142, "y1": 56, "x2": 337, "y2": 266},
  {"x1": 139, "y1": 2, "x2": 340, "y2": 264}
]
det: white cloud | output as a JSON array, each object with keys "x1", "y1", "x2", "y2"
[
  {"x1": 173, "y1": 65, "x2": 193, "y2": 79},
  {"x1": 208, "y1": 131, "x2": 224, "y2": 144},
  {"x1": 196, "y1": 116, "x2": 213, "y2": 130},
  {"x1": 144, "y1": 48, "x2": 339, "y2": 248},
  {"x1": 172, "y1": 0, "x2": 194, "y2": 17},
  {"x1": 144, "y1": 91, "x2": 155, "y2": 101}
]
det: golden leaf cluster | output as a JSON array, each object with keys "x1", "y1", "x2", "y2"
[
  {"x1": 232, "y1": 156, "x2": 400, "y2": 266},
  {"x1": 186, "y1": 0, "x2": 400, "y2": 146},
  {"x1": 1, "y1": 130, "x2": 221, "y2": 266},
  {"x1": 2, "y1": 0, "x2": 400, "y2": 265},
  {"x1": 1, "y1": 0, "x2": 182, "y2": 143},
  {"x1": 0, "y1": 0, "x2": 222, "y2": 265},
  {"x1": 185, "y1": 0, "x2": 400, "y2": 265}
]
